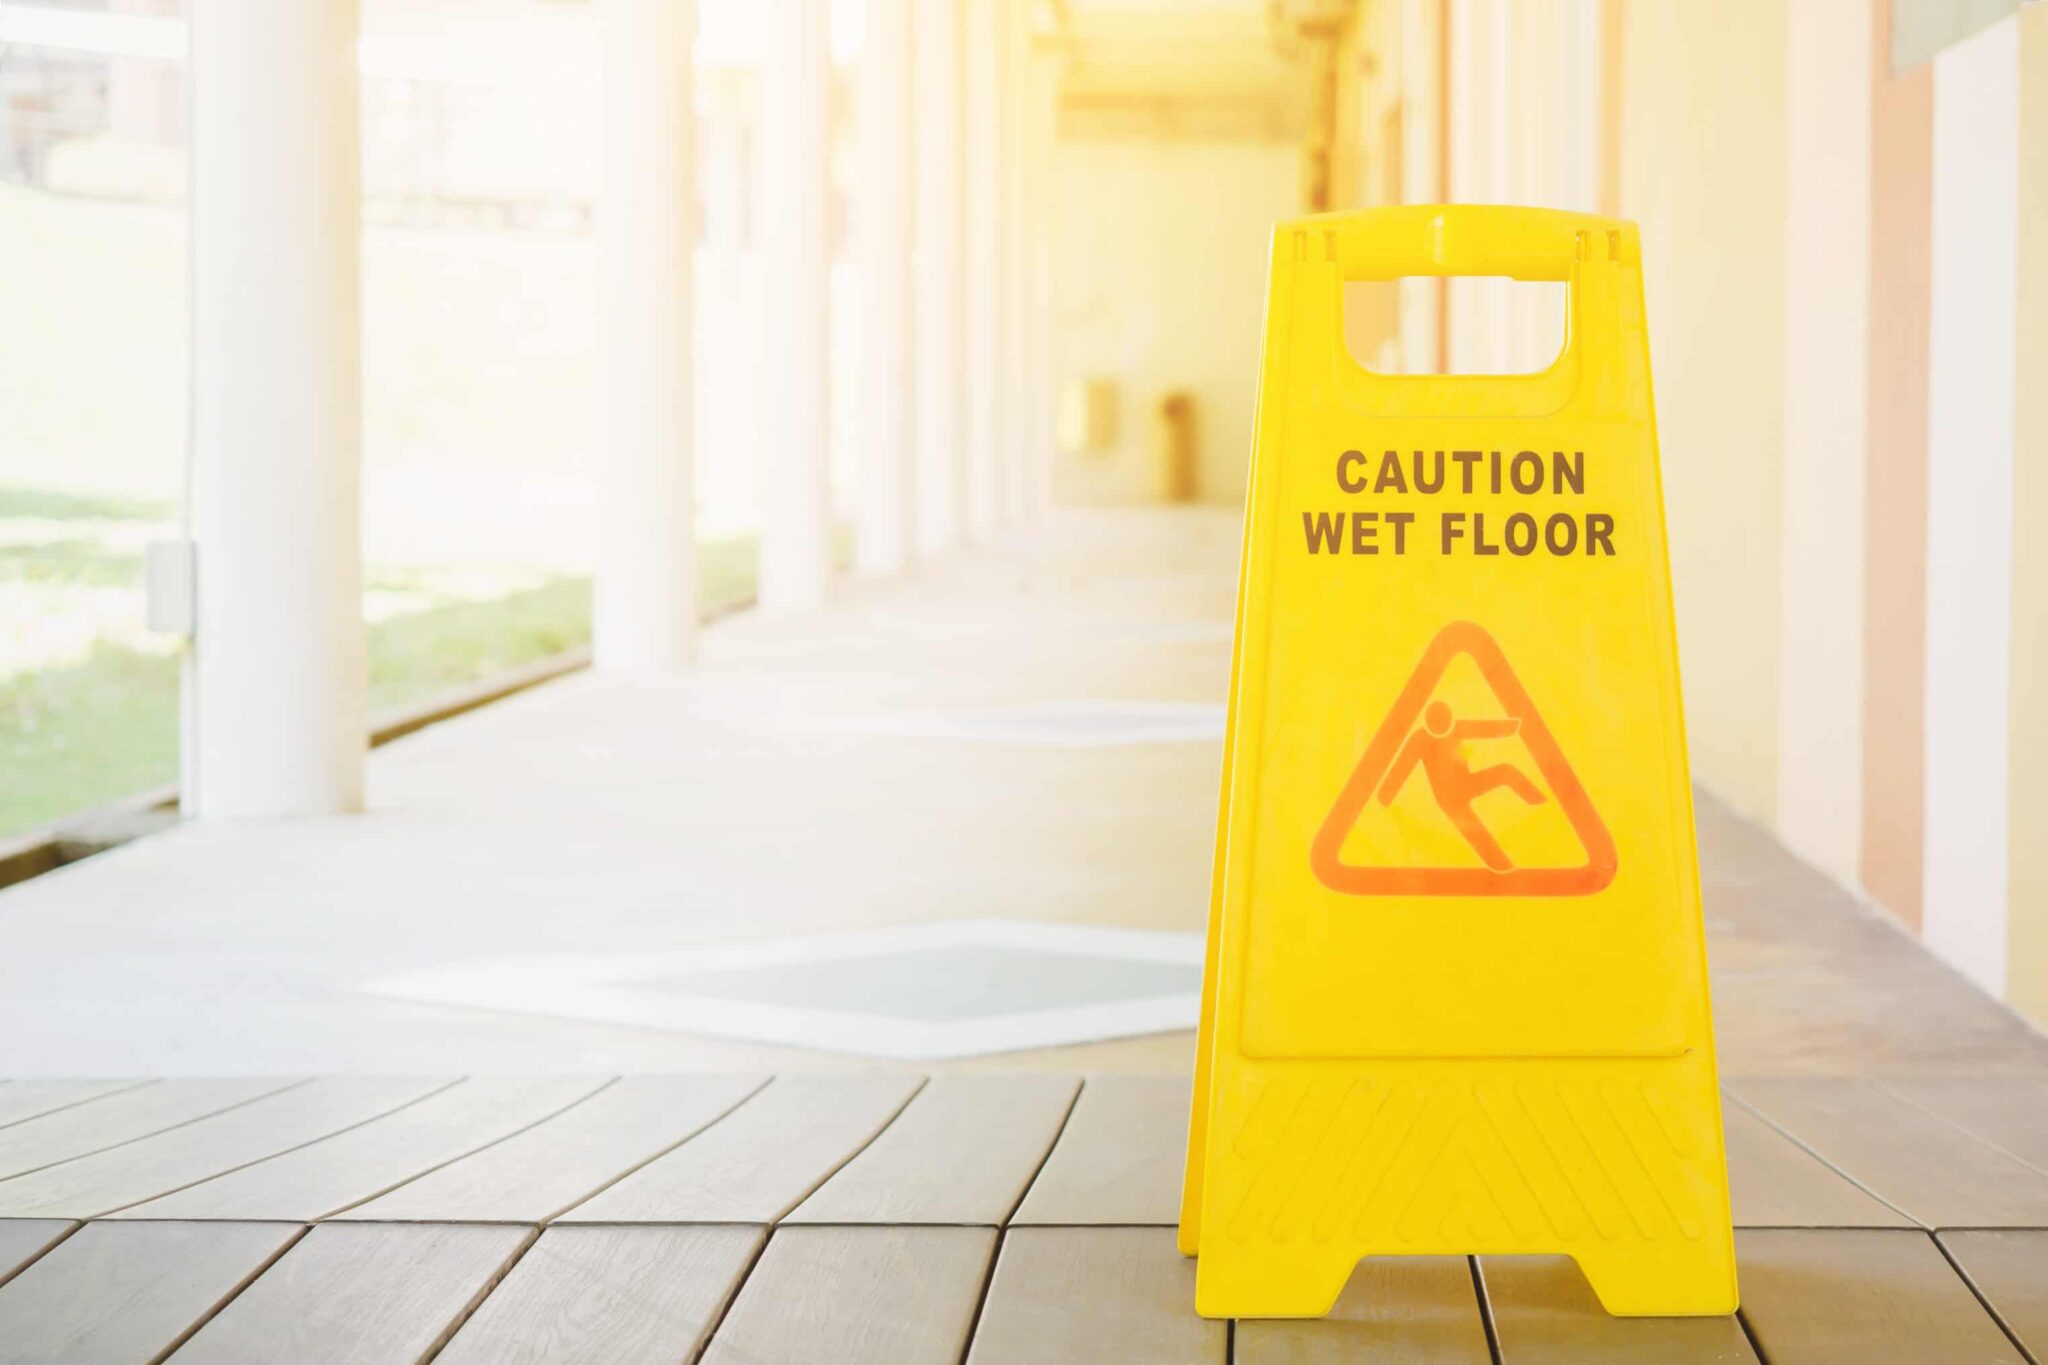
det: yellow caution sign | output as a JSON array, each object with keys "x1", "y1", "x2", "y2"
[{"x1": 1181, "y1": 205, "x2": 1737, "y2": 1318}]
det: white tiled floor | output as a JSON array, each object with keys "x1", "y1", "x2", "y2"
[
  {"x1": 804, "y1": 700, "x2": 1226, "y2": 747},
  {"x1": 1, "y1": 507, "x2": 2042, "y2": 1079},
  {"x1": 0, "y1": 511, "x2": 1242, "y2": 1074},
  {"x1": 369, "y1": 920, "x2": 1205, "y2": 1059}
]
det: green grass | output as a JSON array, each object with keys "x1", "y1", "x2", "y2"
[
  {"x1": 0, "y1": 487, "x2": 175, "y2": 521},
  {"x1": 0, "y1": 513, "x2": 760, "y2": 840},
  {"x1": 362, "y1": 535, "x2": 759, "y2": 715},
  {"x1": 0, "y1": 643, "x2": 180, "y2": 837}
]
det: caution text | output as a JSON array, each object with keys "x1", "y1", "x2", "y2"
[{"x1": 1305, "y1": 449, "x2": 1618, "y2": 557}]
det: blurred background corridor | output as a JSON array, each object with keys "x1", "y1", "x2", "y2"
[{"x1": 0, "y1": 0, "x2": 2044, "y2": 1051}]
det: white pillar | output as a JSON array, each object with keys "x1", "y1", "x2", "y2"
[
  {"x1": 1003, "y1": 1, "x2": 1032, "y2": 523},
  {"x1": 185, "y1": 0, "x2": 364, "y2": 817},
  {"x1": 913, "y1": 0, "x2": 967, "y2": 553},
  {"x1": 698, "y1": 84, "x2": 764, "y2": 547},
  {"x1": 855, "y1": 0, "x2": 917, "y2": 576},
  {"x1": 594, "y1": 0, "x2": 698, "y2": 669},
  {"x1": 962, "y1": 0, "x2": 1006, "y2": 537},
  {"x1": 1396, "y1": 0, "x2": 1442, "y2": 373},
  {"x1": 701, "y1": 96, "x2": 748, "y2": 254},
  {"x1": 1922, "y1": 16, "x2": 2019, "y2": 996},
  {"x1": 758, "y1": 0, "x2": 835, "y2": 612},
  {"x1": 1020, "y1": 49, "x2": 1061, "y2": 518},
  {"x1": 1777, "y1": 0, "x2": 1871, "y2": 888},
  {"x1": 1445, "y1": 0, "x2": 1513, "y2": 373}
]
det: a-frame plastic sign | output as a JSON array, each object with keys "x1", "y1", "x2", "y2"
[{"x1": 1180, "y1": 205, "x2": 1738, "y2": 1319}]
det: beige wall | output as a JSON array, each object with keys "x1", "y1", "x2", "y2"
[
  {"x1": 1048, "y1": 140, "x2": 1297, "y2": 505},
  {"x1": 2010, "y1": 5, "x2": 2048, "y2": 1021},
  {"x1": 1618, "y1": 1, "x2": 1787, "y2": 824}
]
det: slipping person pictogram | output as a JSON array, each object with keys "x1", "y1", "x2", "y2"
[
  {"x1": 1374, "y1": 701, "x2": 1546, "y2": 870},
  {"x1": 1308, "y1": 621, "x2": 1616, "y2": 897}
]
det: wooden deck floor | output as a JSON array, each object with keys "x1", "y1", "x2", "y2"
[{"x1": 0, "y1": 1072, "x2": 2043, "y2": 1361}]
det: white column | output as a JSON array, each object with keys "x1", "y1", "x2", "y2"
[
  {"x1": 1396, "y1": 0, "x2": 1441, "y2": 373},
  {"x1": 696, "y1": 87, "x2": 756, "y2": 536},
  {"x1": 1001, "y1": 0, "x2": 1032, "y2": 522},
  {"x1": 1923, "y1": 16, "x2": 2020, "y2": 996},
  {"x1": 758, "y1": 0, "x2": 835, "y2": 612},
  {"x1": 594, "y1": 0, "x2": 698, "y2": 669},
  {"x1": 1547, "y1": 0, "x2": 1602, "y2": 214},
  {"x1": 1445, "y1": 0, "x2": 1513, "y2": 373},
  {"x1": 855, "y1": 0, "x2": 917, "y2": 576},
  {"x1": 962, "y1": 0, "x2": 1005, "y2": 536},
  {"x1": 914, "y1": 0, "x2": 967, "y2": 553},
  {"x1": 1020, "y1": 49, "x2": 1061, "y2": 518},
  {"x1": 185, "y1": 0, "x2": 364, "y2": 817},
  {"x1": 701, "y1": 97, "x2": 748, "y2": 253},
  {"x1": 1776, "y1": 0, "x2": 1871, "y2": 888}
]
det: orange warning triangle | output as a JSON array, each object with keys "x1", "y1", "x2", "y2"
[{"x1": 1310, "y1": 621, "x2": 1617, "y2": 897}]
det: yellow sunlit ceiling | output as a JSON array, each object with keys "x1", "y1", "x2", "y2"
[{"x1": 1041, "y1": 0, "x2": 1357, "y2": 141}]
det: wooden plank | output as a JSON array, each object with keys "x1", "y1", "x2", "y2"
[
  {"x1": 1729, "y1": 1077, "x2": 2048, "y2": 1226},
  {"x1": 703, "y1": 1225, "x2": 994, "y2": 1365},
  {"x1": 439, "y1": 1225, "x2": 763, "y2": 1365},
  {"x1": 1940, "y1": 1231, "x2": 2048, "y2": 1362},
  {"x1": 965, "y1": 1226, "x2": 1224, "y2": 1365},
  {"x1": 337, "y1": 1074, "x2": 766, "y2": 1224},
  {"x1": 0, "y1": 1220, "x2": 299, "y2": 1364},
  {"x1": 0, "y1": 1080, "x2": 150, "y2": 1130},
  {"x1": 563, "y1": 1073, "x2": 922, "y2": 1224},
  {"x1": 113, "y1": 1075, "x2": 606, "y2": 1221},
  {"x1": 1720, "y1": 1098, "x2": 1913, "y2": 1228},
  {"x1": 0, "y1": 1221, "x2": 71, "y2": 1281},
  {"x1": 175, "y1": 1222, "x2": 532, "y2": 1365},
  {"x1": 1478, "y1": 1254, "x2": 1757, "y2": 1363},
  {"x1": 1737, "y1": 1229, "x2": 2025, "y2": 1363},
  {"x1": 1011, "y1": 1075, "x2": 1188, "y2": 1226},
  {"x1": 1881, "y1": 1075, "x2": 2048, "y2": 1173},
  {"x1": 0, "y1": 1077, "x2": 304, "y2": 1181},
  {"x1": 0, "y1": 1076, "x2": 453, "y2": 1218},
  {"x1": 1236, "y1": 1257, "x2": 1492, "y2": 1363},
  {"x1": 787, "y1": 1074, "x2": 1078, "y2": 1225}
]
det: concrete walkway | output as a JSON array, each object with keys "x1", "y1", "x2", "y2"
[{"x1": 0, "y1": 507, "x2": 2040, "y2": 1077}]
